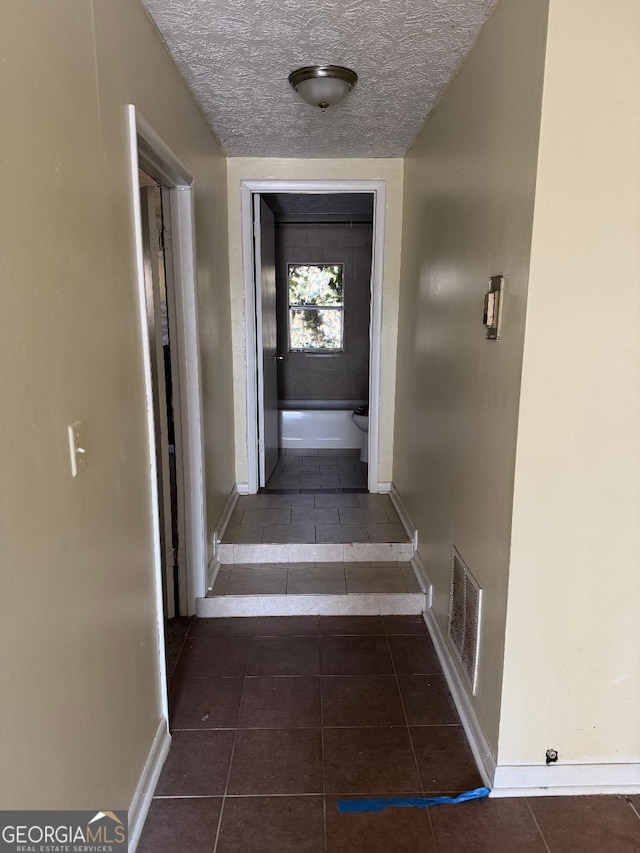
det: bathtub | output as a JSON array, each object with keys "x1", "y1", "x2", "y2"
[{"x1": 279, "y1": 399, "x2": 366, "y2": 449}]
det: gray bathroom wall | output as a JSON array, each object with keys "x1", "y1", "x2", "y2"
[{"x1": 275, "y1": 221, "x2": 372, "y2": 402}]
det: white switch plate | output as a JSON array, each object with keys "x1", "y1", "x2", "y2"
[
  {"x1": 484, "y1": 274, "x2": 504, "y2": 340},
  {"x1": 67, "y1": 421, "x2": 85, "y2": 478}
]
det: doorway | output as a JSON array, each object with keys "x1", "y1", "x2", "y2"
[
  {"x1": 242, "y1": 180, "x2": 386, "y2": 495},
  {"x1": 127, "y1": 108, "x2": 209, "y2": 845},
  {"x1": 128, "y1": 105, "x2": 209, "y2": 622},
  {"x1": 138, "y1": 169, "x2": 185, "y2": 618}
]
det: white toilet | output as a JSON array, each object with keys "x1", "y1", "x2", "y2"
[{"x1": 352, "y1": 406, "x2": 369, "y2": 463}]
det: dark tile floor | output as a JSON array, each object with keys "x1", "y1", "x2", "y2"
[
  {"x1": 140, "y1": 616, "x2": 640, "y2": 852},
  {"x1": 265, "y1": 448, "x2": 368, "y2": 491}
]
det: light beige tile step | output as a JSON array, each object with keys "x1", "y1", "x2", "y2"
[
  {"x1": 217, "y1": 541, "x2": 414, "y2": 564},
  {"x1": 217, "y1": 488, "x2": 417, "y2": 569},
  {"x1": 196, "y1": 592, "x2": 426, "y2": 618},
  {"x1": 198, "y1": 560, "x2": 427, "y2": 617}
]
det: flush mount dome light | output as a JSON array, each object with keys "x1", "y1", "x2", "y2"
[{"x1": 289, "y1": 65, "x2": 358, "y2": 111}]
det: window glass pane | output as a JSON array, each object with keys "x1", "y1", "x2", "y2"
[
  {"x1": 289, "y1": 308, "x2": 343, "y2": 350},
  {"x1": 288, "y1": 264, "x2": 343, "y2": 306}
]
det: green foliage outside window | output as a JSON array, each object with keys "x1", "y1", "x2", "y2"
[{"x1": 288, "y1": 264, "x2": 344, "y2": 351}]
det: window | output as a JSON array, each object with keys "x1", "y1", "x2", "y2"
[{"x1": 288, "y1": 263, "x2": 344, "y2": 351}]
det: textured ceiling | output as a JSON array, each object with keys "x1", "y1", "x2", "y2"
[{"x1": 142, "y1": 0, "x2": 496, "y2": 158}]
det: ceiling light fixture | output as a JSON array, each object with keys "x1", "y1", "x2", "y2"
[{"x1": 288, "y1": 65, "x2": 358, "y2": 112}]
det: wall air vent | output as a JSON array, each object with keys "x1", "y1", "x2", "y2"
[{"x1": 448, "y1": 547, "x2": 482, "y2": 695}]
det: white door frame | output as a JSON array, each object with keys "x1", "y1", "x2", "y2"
[
  {"x1": 241, "y1": 179, "x2": 386, "y2": 494},
  {"x1": 253, "y1": 196, "x2": 280, "y2": 487},
  {"x1": 138, "y1": 183, "x2": 179, "y2": 619},
  {"x1": 127, "y1": 106, "x2": 208, "y2": 630}
]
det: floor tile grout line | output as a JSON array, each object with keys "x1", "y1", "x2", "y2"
[
  {"x1": 171, "y1": 722, "x2": 463, "y2": 732},
  {"x1": 319, "y1": 640, "x2": 328, "y2": 853},
  {"x1": 525, "y1": 798, "x2": 553, "y2": 853},
  {"x1": 223, "y1": 793, "x2": 325, "y2": 798},
  {"x1": 153, "y1": 789, "x2": 468, "y2": 800},
  {"x1": 247, "y1": 667, "x2": 444, "y2": 677},
  {"x1": 208, "y1": 815, "x2": 217, "y2": 853},
  {"x1": 385, "y1": 632, "x2": 428, "y2": 800},
  {"x1": 182, "y1": 661, "x2": 442, "y2": 674},
  {"x1": 153, "y1": 794, "x2": 223, "y2": 800},
  {"x1": 185, "y1": 621, "x2": 433, "y2": 640},
  {"x1": 174, "y1": 622, "x2": 194, "y2": 660},
  {"x1": 426, "y1": 809, "x2": 441, "y2": 853},
  {"x1": 211, "y1": 641, "x2": 252, "y2": 853}
]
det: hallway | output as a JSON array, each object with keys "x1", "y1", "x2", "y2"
[{"x1": 141, "y1": 614, "x2": 640, "y2": 852}]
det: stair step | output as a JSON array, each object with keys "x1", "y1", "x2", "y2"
[
  {"x1": 197, "y1": 592, "x2": 425, "y2": 618},
  {"x1": 198, "y1": 561, "x2": 427, "y2": 617},
  {"x1": 218, "y1": 541, "x2": 414, "y2": 564}
]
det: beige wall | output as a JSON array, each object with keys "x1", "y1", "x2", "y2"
[
  {"x1": 393, "y1": 0, "x2": 548, "y2": 756},
  {"x1": 500, "y1": 0, "x2": 640, "y2": 766},
  {"x1": 0, "y1": 0, "x2": 232, "y2": 809},
  {"x1": 226, "y1": 158, "x2": 404, "y2": 486},
  {"x1": 93, "y1": 4, "x2": 234, "y2": 558}
]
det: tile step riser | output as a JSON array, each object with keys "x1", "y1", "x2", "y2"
[
  {"x1": 196, "y1": 592, "x2": 426, "y2": 618},
  {"x1": 217, "y1": 542, "x2": 414, "y2": 564}
]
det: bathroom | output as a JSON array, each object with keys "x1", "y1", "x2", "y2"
[{"x1": 262, "y1": 192, "x2": 374, "y2": 489}]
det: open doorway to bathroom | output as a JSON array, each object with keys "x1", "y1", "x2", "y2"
[
  {"x1": 260, "y1": 192, "x2": 372, "y2": 492},
  {"x1": 243, "y1": 180, "x2": 385, "y2": 495}
]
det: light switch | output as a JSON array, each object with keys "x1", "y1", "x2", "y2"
[
  {"x1": 483, "y1": 275, "x2": 504, "y2": 340},
  {"x1": 67, "y1": 421, "x2": 86, "y2": 478}
]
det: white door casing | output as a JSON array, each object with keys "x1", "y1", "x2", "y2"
[
  {"x1": 254, "y1": 196, "x2": 280, "y2": 486},
  {"x1": 241, "y1": 180, "x2": 386, "y2": 494},
  {"x1": 139, "y1": 183, "x2": 177, "y2": 618},
  {"x1": 128, "y1": 105, "x2": 208, "y2": 629}
]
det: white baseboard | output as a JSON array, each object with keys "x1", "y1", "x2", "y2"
[
  {"x1": 410, "y1": 551, "x2": 433, "y2": 610},
  {"x1": 389, "y1": 484, "x2": 418, "y2": 550},
  {"x1": 212, "y1": 485, "x2": 240, "y2": 561},
  {"x1": 236, "y1": 481, "x2": 250, "y2": 495},
  {"x1": 423, "y1": 608, "x2": 496, "y2": 789},
  {"x1": 424, "y1": 592, "x2": 640, "y2": 799},
  {"x1": 128, "y1": 717, "x2": 171, "y2": 852},
  {"x1": 377, "y1": 481, "x2": 392, "y2": 493},
  {"x1": 207, "y1": 556, "x2": 220, "y2": 591},
  {"x1": 491, "y1": 761, "x2": 640, "y2": 797}
]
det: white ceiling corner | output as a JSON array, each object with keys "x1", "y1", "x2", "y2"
[{"x1": 142, "y1": 0, "x2": 496, "y2": 159}]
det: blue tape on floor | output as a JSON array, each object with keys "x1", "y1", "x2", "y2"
[{"x1": 337, "y1": 787, "x2": 491, "y2": 813}]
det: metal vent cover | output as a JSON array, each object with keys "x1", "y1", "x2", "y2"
[{"x1": 448, "y1": 548, "x2": 482, "y2": 695}]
